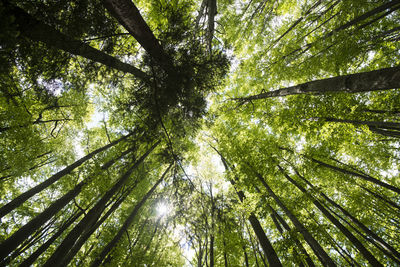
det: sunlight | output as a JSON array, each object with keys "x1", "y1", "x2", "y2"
[{"x1": 156, "y1": 202, "x2": 172, "y2": 217}]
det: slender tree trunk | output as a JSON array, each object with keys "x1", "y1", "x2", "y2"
[
  {"x1": 294, "y1": 168, "x2": 400, "y2": 263},
  {"x1": 60, "y1": 178, "x2": 140, "y2": 266},
  {"x1": 1, "y1": 148, "x2": 133, "y2": 261},
  {"x1": 18, "y1": 210, "x2": 84, "y2": 267},
  {"x1": 245, "y1": 222, "x2": 261, "y2": 267},
  {"x1": 89, "y1": 163, "x2": 172, "y2": 266},
  {"x1": 280, "y1": 147, "x2": 400, "y2": 194},
  {"x1": 0, "y1": 132, "x2": 131, "y2": 223},
  {"x1": 207, "y1": 0, "x2": 217, "y2": 53},
  {"x1": 102, "y1": 0, "x2": 173, "y2": 71},
  {"x1": 254, "y1": 171, "x2": 336, "y2": 267},
  {"x1": 321, "y1": 117, "x2": 400, "y2": 130},
  {"x1": 243, "y1": 245, "x2": 250, "y2": 267},
  {"x1": 42, "y1": 141, "x2": 159, "y2": 267},
  {"x1": 213, "y1": 147, "x2": 282, "y2": 266},
  {"x1": 268, "y1": 204, "x2": 315, "y2": 267},
  {"x1": 308, "y1": 155, "x2": 400, "y2": 194},
  {"x1": 234, "y1": 66, "x2": 400, "y2": 102},
  {"x1": 4, "y1": 2, "x2": 149, "y2": 82},
  {"x1": 278, "y1": 165, "x2": 383, "y2": 266}
]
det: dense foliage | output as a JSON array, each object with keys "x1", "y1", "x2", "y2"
[{"x1": 0, "y1": 0, "x2": 399, "y2": 266}]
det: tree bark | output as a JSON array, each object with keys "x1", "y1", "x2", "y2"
[
  {"x1": 102, "y1": 0, "x2": 173, "y2": 71},
  {"x1": 4, "y1": 2, "x2": 149, "y2": 82},
  {"x1": 294, "y1": 168, "x2": 400, "y2": 263},
  {"x1": 90, "y1": 163, "x2": 172, "y2": 266},
  {"x1": 42, "y1": 141, "x2": 159, "y2": 267},
  {"x1": 254, "y1": 171, "x2": 336, "y2": 267},
  {"x1": 234, "y1": 66, "x2": 400, "y2": 102},
  {"x1": 278, "y1": 165, "x2": 383, "y2": 266},
  {"x1": 0, "y1": 132, "x2": 131, "y2": 221}
]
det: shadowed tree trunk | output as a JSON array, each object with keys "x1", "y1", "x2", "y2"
[
  {"x1": 18, "y1": 210, "x2": 84, "y2": 267},
  {"x1": 0, "y1": 147, "x2": 133, "y2": 260},
  {"x1": 0, "y1": 132, "x2": 131, "y2": 222},
  {"x1": 234, "y1": 66, "x2": 400, "y2": 102},
  {"x1": 292, "y1": 167, "x2": 400, "y2": 263},
  {"x1": 254, "y1": 171, "x2": 336, "y2": 267},
  {"x1": 211, "y1": 146, "x2": 282, "y2": 266},
  {"x1": 4, "y1": 2, "x2": 149, "y2": 82},
  {"x1": 90, "y1": 163, "x2": 172, "y2": 266},
  {"x1": 278, "y1": 165, "x2": 383, "y2": 266},
  {"x1": 102, "y1": 0, "x2": 173, "y2": 72},
  {"x1": 42, "y1": 141, "x2": 159, "y2": 267}
]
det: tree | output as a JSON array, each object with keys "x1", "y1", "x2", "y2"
[{"x1": 1, "y1": 0, "x2": 399, "y2": 265}]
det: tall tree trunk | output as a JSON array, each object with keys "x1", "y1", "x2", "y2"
[
  {"x1": 18, "y1": 210, "x2": 84, "y2": 267},
  {"x1": 308, "y1": 155, "x2": 400, "y2": 194},
  {"x1": 278, "y1": 165, "x2": 383, "y2": 266},
  {"x1": 102, "y1": 0, "x2": 173, "y2": 71},
  {"x1": 42, "y1": 141, "x2": 159, "y2": 267},
  {"x1": 0, "y1": 147, "x2": 132, "y2": 261},
  {"x1": 280, "y1": 147, "x2": 400, "y2": 194},
  {"x1": 254, "y1": 171, "x2": 336, "y2": 267},
  {"x1": 60, "y1": 177, "x2": 141, "y2": 266},
  {"x1": 294, "y1": 168, "x2": 400, "y2": 262},
  {"x1": 268, "y1": 204, "x2": 315, "y2": 267},
  {"x1": 0, "y1": 132, "x2": 131, "y2": 221},
  {"x1": 4, "y1": 2, "x2": 149, "y2": 82},
  {"x1": 321, "y1": 117, "x2": 400, "y2": 130},
  {"x1": 234, "y1": 66, "x2": 400, "y2": 102},
  {"x1": 89, "y1": 163, "x2": 172, "y2": 266},
  {"x1": 212, "y1": 147, "x2": 282, "y2": 266}
]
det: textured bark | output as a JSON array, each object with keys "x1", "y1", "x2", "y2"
[
  {"x1": 90, "y1": 163, "x2": 172, "y2": 266},
  {"x1": 102, "y1": 0, "x2": 172, "y2": 70},
  {"x1": 235, "y1": 66, "x2": 400, "y2": 102},
  {"x1": 255, "y1": 172, "x2": 336, "y2": 267},
  {"x1": 0, "y1": 133, "x2": 131, "y2": 221},
  {"x1": 42, "y1": 141, "x2": 159, "y2": 267},
  {"x1": 5, "y1": 2, "x2": 148, "y2": 82},
  {"x1": 279, "y1": 166, "x2": 383, "y2": 266},
  {"x1": 294, "y1": 168, "x2": 400, "y2": 263}
]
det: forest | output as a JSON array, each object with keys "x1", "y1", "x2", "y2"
[{"x1": 0, "y1": 0, "x2": 399, "y2": 266}]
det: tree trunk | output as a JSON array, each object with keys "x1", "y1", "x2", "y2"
[
  {"x1": 254, "y1": 171, "x2": 336, "y2": 267},
  {"x1": 268, "y1": 204, "x2": 315, "y2": 267},
  {"x1": 0, "y1": 132, "x2": 131, "y2": 222},
  {"x1": 60, "y1": 177, "x2": 140, "y2": 266},
  {"x1": 212, "y1": 147, "x2": 282, "y2": 266},
  {"x1": 4, "y1": 146, "x2": 132, "y2": 261},
  {"x1": 294, "y1": 168, "x2": 400, "y2": 263},
  {"x1": 4, "y1": 2, "x2": 149, "y2": 82},
  {"x1": 89, "y1": 163, "x2": 172, "y2": 266},
  {"x1": 321, "y1": 117, "x2": 400, "y2": 130},
  {"x1": 18, "y1": 210, "x2": 84, "y2": 267},
  {"x1": 102, "y1": 0, "x2": 173, "y2": 71},
  {"x1": 278, "y1": 165, "x2": 383, "y2": 266},
  {"x1": 308, "y1": 155, "x2": 400, "y2": 194},
  {"x1": 42, "y1": 141, "x2": 159, "y2": 267},
  {"x1": 234, "y1": 66, "x2": 400, "y2": 102}
]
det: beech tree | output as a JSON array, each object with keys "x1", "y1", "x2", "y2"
[{"x1": 1, "y1": 0, "x2": 399, "y2": 266}]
